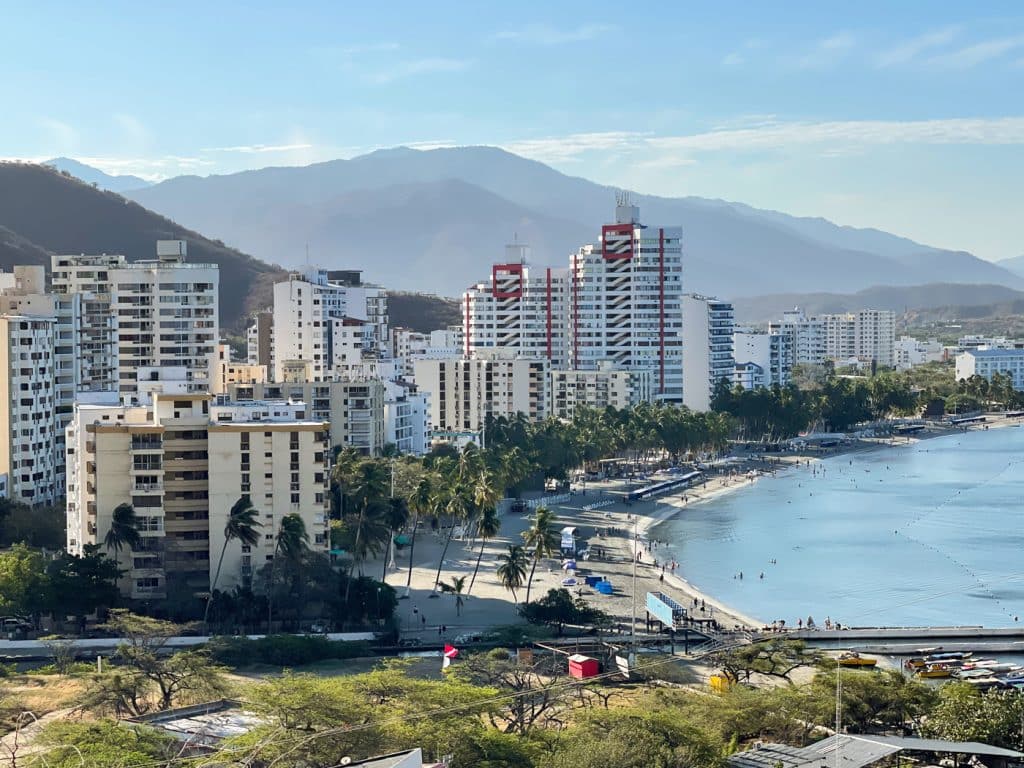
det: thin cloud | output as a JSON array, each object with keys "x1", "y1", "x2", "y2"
[
  {"x1": 202, "y1": 143, "x2": 314, "y2": 154},
  {"x1": 928, "y1": 34, "x2": 1024, "y2": 69},
  {"x1": 489, "y1": 118, "x2": 1024, "y2": 167},
  {"x1": 721, "y1": 52, "x2": 744, "y2": 67},
  {"x1": 492, "y1": 23, "x2": 613, "y2": 45},
  {"x1": 797, "y1": 32, "x2": 856, "y2": 69},
  {"x1": 874, "y1": 26, "x2": 960, "y2": 67},
  {"x1": 646, "y1": 117, "x2": 1024, "y2": 154},
  {"x1": 500, "y1": 131, "x2": 646, "y2": 163},
  {"x1": 368, "y1": 57, "x2": 470, "y2": 84}
]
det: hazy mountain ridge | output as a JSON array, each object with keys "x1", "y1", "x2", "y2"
[
  {"x1": 0, "y1": 162, "x2": 283, "y2": 330},
  {"x1": 733, "y1": 283, "x2": 1024, "y2": 325},
  {"x1": 125, "y1": 146, "x2": 1022, "y2": 298},
  {"x1": 45, "y1": 157, "x2": 152, "y2": 193}
]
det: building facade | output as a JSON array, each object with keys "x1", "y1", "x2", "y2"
[
  {"x1": 955, "y1": 349, "x2": 1024, "y2": 391},
  {"x1": 769, "y1": 309, "x2": 826, "y2": 367},
  {"x1": 550, "y1": 365, "x2": 654, "y2": 421},
  {"x1": 462, "y1": 244, "x2": 571, "y2": 367},
  {"x1": 412, "y1": 353, "x2": 550, "y2": 440},
  {"x1": 226, "y1": 379, "x2": 387, "y2": 456},
  {"x1": 0, "y1": 315, "x2": 58, "y2": 505},
  {"x1": 733, "y1": 331, "x2": 792, "y2": 389},
  {"x1": 568, "y1": 199, "x2": 684, "y2": 402},
  {"x1": 246, "y1": 310, "x2": 274, "y2": 369},
  {"x1": 894, "y1": 336, "x2": 945, "y2": 370},
  {"x1": 271, "y1": 268, "x2": 388, "y2": 382},
  {"x1": 66, "y1": 393, "x2": 331, "y2": 599},
  {"x1": 681, "y1": 295, "x2": 734, "y2": 412}
]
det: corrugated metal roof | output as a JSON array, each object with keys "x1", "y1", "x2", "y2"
[{"x1": 728, "y1": 734, "x2": 1024, "y2": 768}]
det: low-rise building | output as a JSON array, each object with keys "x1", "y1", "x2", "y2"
[
  {"x1": 894, "y1": 336, "x2": 945, "y2": 370},
  {"x1": 413, "y1": 353, "x2": 549, "y2": 442},
  {"x1": 550, "y1": 365, "x2": 654, "y2": 420},
  {"x1": 733, "y1": 331, "x2": 792, "y2": 389},
  {"x1": 66, "y1": 393, "x2": 331, "y2": 599},
  {"x1": 955, "y1": 348, "x2": 1024, "y2": 390},
  {"x1": 213, "y1": 343, "x2": 267, "y2": 394},
  {"x1": 227, "y1": 379, "x2": 386, "y2": 456}
]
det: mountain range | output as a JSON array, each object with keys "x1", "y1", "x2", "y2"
[
  {"x1": 0, "y1": 162, "x2": 281, "y2": 330},
  {"x1": 123, "y1": 146, "x2": 1023, "y2": 298},
  {"x1": 46, "y1": 157, "x2": 152, "y2": 194}
]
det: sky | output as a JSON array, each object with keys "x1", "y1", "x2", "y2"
[{"x1": 1, "y1": 1, "x2": 1023, "y2": 261}]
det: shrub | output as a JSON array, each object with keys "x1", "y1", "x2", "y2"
[{"x1": 206, "y1": 635, "x2": 372, "y2": 667}]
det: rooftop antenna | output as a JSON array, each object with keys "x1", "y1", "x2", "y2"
[{"x1": 305, "y1": 243, "x2": 310, "y2": 268}]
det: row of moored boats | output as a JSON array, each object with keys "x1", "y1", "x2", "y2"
[{"x1": 904, "y1": 651, "x2": 1024, "y2": 688}]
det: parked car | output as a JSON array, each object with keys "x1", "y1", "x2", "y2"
[
  {"x1": 398, "y1": 637, "x2": 422, "y2": 648},
  {"x1": 453, "y1": 633, "x2": 483, "y2": 645}
]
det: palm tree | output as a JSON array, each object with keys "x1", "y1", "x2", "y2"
[
  {"x1": 496, "y1": 545, "x2": 529, "y2": 603},
  {"x1": 467, "y1": 505, "x2": 501, "y2": 595},
  {"x1": 439, "y1": 575, "x2": 467, "y2": 617},
  {"x1": 522, "y1": 506, "x2": 559, "y2": 604},
  {"x1": 104, "y1": 503, "x2": 140, "y2": 582},
  {"x1": 267, "y1": 513, "x2": 309, "y2": 632},
  {"x1": 204, "y1": 495, "x2": 262, "y2": 628},
  {"x1": 404, "y1": 475, "x2": 433, "y2": 595},
  {"x1": 433, "y1": 482, "x2": 472, "y2": 592},
  {"x1": 381, "y1": 496, "x2": 410, "y2": 583}
]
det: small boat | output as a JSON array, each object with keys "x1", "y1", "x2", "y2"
[
  {"x1": 955, "y1": 668, "x2": 993, "y2": 679},
  {"x1": 960, "y1": 659, "x2": 998, "y2": 670},
  {"x1": 838, "y1": 653, "x2": 877, "y2": 668},
  {"x1": 918, "y1": 665, "x2": 955, "y2": 678},
  {"x1": 926, "y1": 651, "x2": 973, "y2": 662}
]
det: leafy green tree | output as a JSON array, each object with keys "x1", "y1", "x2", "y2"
[
  {"x1": 0, "y1": 543, "x2": 48, "y2": 620},
  {"x1": 45, "y1": 545, "x2": 120, "y2": 630},
  {"x1": 496, "y1": 544, "x2": 529, "y2": 603},
  {"x1": 104, "y1": 502, "x2": 140, "y2": 578},
  {"x1": 543, "y1": 708, "x2": 723, "y2": 768},
  {"x1": 25, "y1": 719, "x2": 175, "y2": 768},
  {"x1": 204, "y1": 494, "x2": 262, "y2": 628},
  {"x1": 0, "y1": 500, "x2": 65, "y2": 549},
  {"x1": 519, "y1": 588, "x2": 611, "y2": 635},
  {"x1": 522, "y1": 506, "x2": 559, "y2": 604},
  {"x1": 924, "y1": 683, "x2": 1024, "y2": 749},
  {"x1": 710, "y1": 638, "x2": 820, "y2": 684},
  {"x1": 81, "y1": 610, "x2": 228, "y2": 715}
]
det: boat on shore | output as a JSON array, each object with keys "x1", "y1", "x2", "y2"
[{"x1": 838, "y1": 652, "x2": 877, "y2": 668}]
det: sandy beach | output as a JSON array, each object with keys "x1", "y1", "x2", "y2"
[{"x1": 368, "y1": 413, "x2": 1023, "y2": 642}]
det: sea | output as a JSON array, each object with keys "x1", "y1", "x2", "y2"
[{"x1": 651, "y1": 425, "x2": 1024, "y2": 628}]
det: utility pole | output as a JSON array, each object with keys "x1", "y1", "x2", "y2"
[
  {"x1": 388, "y1": 458, "x2": 397, "y2": 570},
  {"x1": 630, "y1": 516, "x2": 639, "y2": 649}
]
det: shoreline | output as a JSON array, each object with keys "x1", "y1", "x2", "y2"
[
  {"x1": 636, "y1": 414, "x2": 1024, "y2": 631},
  {"x1": 372, "y1": 413, "x2": 1024, "y2": 640}
]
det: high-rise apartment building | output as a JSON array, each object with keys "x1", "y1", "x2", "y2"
[
  {"x1": 66, "y1": 393, "x2": 331, "y2": 599},
  {"x1": 769, "y1": 308, "x2": 826, "y2": 367},
  {"x1": 272, "y1": 269, "x2": 388, "y2": 382},
  {"x1": 681, "y1": 295, "x2": 734, "y2": 412},
  {"x1": 52, "y1": 242, "x2": 219, "y2": 400},
  {"x1": 569, "y1": 199, "x2": 684, "y2": 402},
  {"x1": 462, "y1": 244, "x2": 571, "y2": 367},
  {"x1": 0, "y1": 315, "x2": 58, "y2": 505},
  {"x1": 392, "y1": 326, "x2": 462, "y2": 378}
]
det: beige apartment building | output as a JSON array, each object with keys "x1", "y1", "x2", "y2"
[
  {"x1": 550, "y1": 365, "x2": 654, "y2": 421},
  {"x1": 66, "y1": 393, "x2": 330, "y2": 600},
  {"x1": 413, "y1": 352, "x2": 549, "y2": 440}
]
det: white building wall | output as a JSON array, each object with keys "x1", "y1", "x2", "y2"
[{"x1": 681, "y1": 295, "x2": 734, "y2": 411}]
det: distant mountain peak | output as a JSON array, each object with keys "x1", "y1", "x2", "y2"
[{"x1": 44, "y1": 157, "x2": 152, "y2": 194}]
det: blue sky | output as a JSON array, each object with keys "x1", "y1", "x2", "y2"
[{"x1": 2, "y1": 1, "x2": 1022, "y2": 261}]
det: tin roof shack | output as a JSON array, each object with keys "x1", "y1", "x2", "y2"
[{"x1": 729, "y1": 734, "x2": 1024, "y2": 768}]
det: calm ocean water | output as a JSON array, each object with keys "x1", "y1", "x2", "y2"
[{"x1": 652, "y1": 426, "x2": 1024, "y2": 628}]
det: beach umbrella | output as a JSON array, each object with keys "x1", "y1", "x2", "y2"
[
  {"x1": 562, "y1": 559, "x2": 577, "y2": 570},
  {"x1": 562, "y1": 577, "x2": 578, "y2": 587}
]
